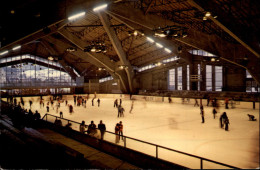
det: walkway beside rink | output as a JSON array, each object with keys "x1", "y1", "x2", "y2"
[{"x1": 3, "y1": 94, "x2": 259, "y2": 169}]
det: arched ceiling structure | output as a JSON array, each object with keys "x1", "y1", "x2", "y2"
[{"x1": 1, "y1": 0, "x2": 259, "y2": 93}]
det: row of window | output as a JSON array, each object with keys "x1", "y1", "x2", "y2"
[{"x1": 169, "y1": 65, "x2": 223, "y2": 91}]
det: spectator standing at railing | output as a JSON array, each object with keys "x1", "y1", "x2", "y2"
[
  {"x1": 14, "y1": 98, "x2": 17, "y2": 105},
  {"x1": 34, "y1": 110, "x2": 41, "y2": 120},
  {"x1": 98, "y1": 120, "x2": 106, "y2": 140},
  {"x1": 87, "y1": 121, "x2": 96, "y2": 135},
  {"x1": 79, "y1": 121, "x2": 86, "y2": 134},
  {"x1": 119, "y1": 121, "x2": 124, "y2": 140},
  {"x1": 60, "y1": 111, "x2": 63, "y2": 118},
  {"x1": 115, "y1": 123, "x2": 120, "y2": 143}
]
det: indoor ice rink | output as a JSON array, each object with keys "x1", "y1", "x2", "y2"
[{"x1": 1, "y1": 0, "x2": 260, "y2": 169}]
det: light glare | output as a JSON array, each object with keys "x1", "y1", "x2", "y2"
[
  {"x1": 12, "y1": 45, "x2": 21, "y2": 51},
  {"x1": 156, "y1": 43, "x2": 163, "y2": 48},
  {"x1": 68, "y1": 11, "x2": 86, "y2": 21},
  {"x1": 0, "y1": 50, "x2": 8, "y2": 56},
  {"x1": 93, "y1": 4, "x2": 108, "y2": 12},
  {"x1": 164, "y1": 48, "x2": 171, "y2": 53},
  {"x1": 147, "y1": 37, "x2": 154, "y2": 43}
]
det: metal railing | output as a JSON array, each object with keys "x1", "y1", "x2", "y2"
[{"x1": 42, "y1": 113, "x2": 240, "y2": 169}]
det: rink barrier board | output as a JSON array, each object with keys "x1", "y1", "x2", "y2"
[{"x1": 163, "y1": 97, "x2": 259, "y2": 109}]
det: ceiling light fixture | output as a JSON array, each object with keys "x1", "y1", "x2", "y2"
[
  {"x1": 12, "y1": 45, "x2": 21, "y2": 51},
  {"x1": 93, "y1": 4, "x2": 108, "y2": 12},
  {"x1": 205, "y1": 12, "x2": 211, "y2": 17},
  {"x1": 155, "y1": 42, "x2": 163, "y2": 48},
  {"x1": 68, "y1": 11, "x2": 86, "y2": 21},
  {"x1": 211, "y1": 58, "x2": 215, "y2": 62},
  {"x1": 154, "y1": 32, "x2": 167, "y2": 37},
  {"x1": 0, "y1": 50, "x2": 8, "y2": 56},
  {"x1": 48, "y1": 56, "x2": 54, "y2": 61},
  {"x1": 164, "y1": 48, "x2": 172, "y2": 53},
  {"x1": 147, "y1": 37, "x2": 154, "y2": 43}
]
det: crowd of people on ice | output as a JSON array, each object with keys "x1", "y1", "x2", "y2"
[{"x1": 4, "y1": 94, "x2": 257, "y2": 144}]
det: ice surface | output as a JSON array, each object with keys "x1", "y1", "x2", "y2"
[{"x1": 3, "y1": 96, "x2": 259, "y2": 169}]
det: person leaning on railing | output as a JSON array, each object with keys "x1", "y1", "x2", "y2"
[{"x1": 79, "y1": 121, "x2": 87, "y2": 133}]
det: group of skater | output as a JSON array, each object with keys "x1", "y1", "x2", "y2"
[{"x1": 198, "y1": 98, "x2": 230, "y2": 131}]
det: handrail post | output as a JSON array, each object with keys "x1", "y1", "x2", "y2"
[
  {"x1": 200, "y1": 159, "x2": 203, "y2": 169},
  {"x1": 156, "y1": 145, "x2": 158, "y2": 159},
  {"x1": 124, "y1": 136, "x2": 126, "y2": 148},
  {"x1": 46, "y1": 114, "x2": 47, "y2": 121}
]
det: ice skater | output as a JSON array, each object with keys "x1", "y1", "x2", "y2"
[
  {"x1": 46, "y1": 105, "x2": 49, "y2": 112},
  {"x1": 168, "y1": 97, "x2": 172, "y2": 103},
  {"x1": 225, "y1": 98, "x2": 229, "y2": 109},
  {"x1": 220, "y1": 112, "x2": 228, "y2": 128},
  {"x1": 120, "y1": 106, "x2": 125, "y2": 117},
  {"x1": 212, "y1": 108, "x2": 217, "y2": 119},
  {"x1": 117, "y1": 105, "x2": 122, "y2": 117},
  {"x1": 92, "y1": 98, "x2": 94, "y2": 106},
  {"x1": 247, "y1": 114, "x2": 257, "y2": 121},
  {"x1": 129, "y1": 100, "x2": 134, "y2": 113},
  {"x1": 114, "y1": 99, "x2": 118, "y2": 108},
  {"x1": 200, "y1": 105, "x2": 205, "y2": 123},
  {"x1": 97, "y1": 98, "x2": 100, "y2": 107},
  {"x1": 194, "y1": 99, "x2": 199, "y2": 107},
  {"x1": 69, "y1": 104, "x2": 73, "y2": 114},
  {"x1": 29, "y1": 100, "x2": 33, "y2": 109},
  {"x1": 119, "y1": 99, "x2": 122, "y2": 106},
  {"x1": 224, "y1": 118, "x2": 230, "y2": 131}
]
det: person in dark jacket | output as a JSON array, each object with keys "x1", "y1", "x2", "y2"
[
  {"x1": 200, "y1": 106, "x2": 205, "y2": 123},
  {"x1": 119, "y1": 121, "x2": 123, "y2": 140},
  {"x1": 97, "y1": 98, "x2": 100, "y2": 107},
  {"x1": 224, "y1": 118, "x2": 230, "y2": 131},
  {"x1": 213, "y1": 108, "x2": 217, "y2": 119},
  {"x1": 88, "y1": 121, "x2": 96, "y2": 135},
  {"x1": 98, "y1": 120, "x2": 106, "y2": 140},
  {"x1": 220, "y1": 112, "x2": 228, "y2": 128}
]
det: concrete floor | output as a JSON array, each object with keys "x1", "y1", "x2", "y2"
[{"x1": 3, "y1": 95, "x2": 259, "y2": 169}]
